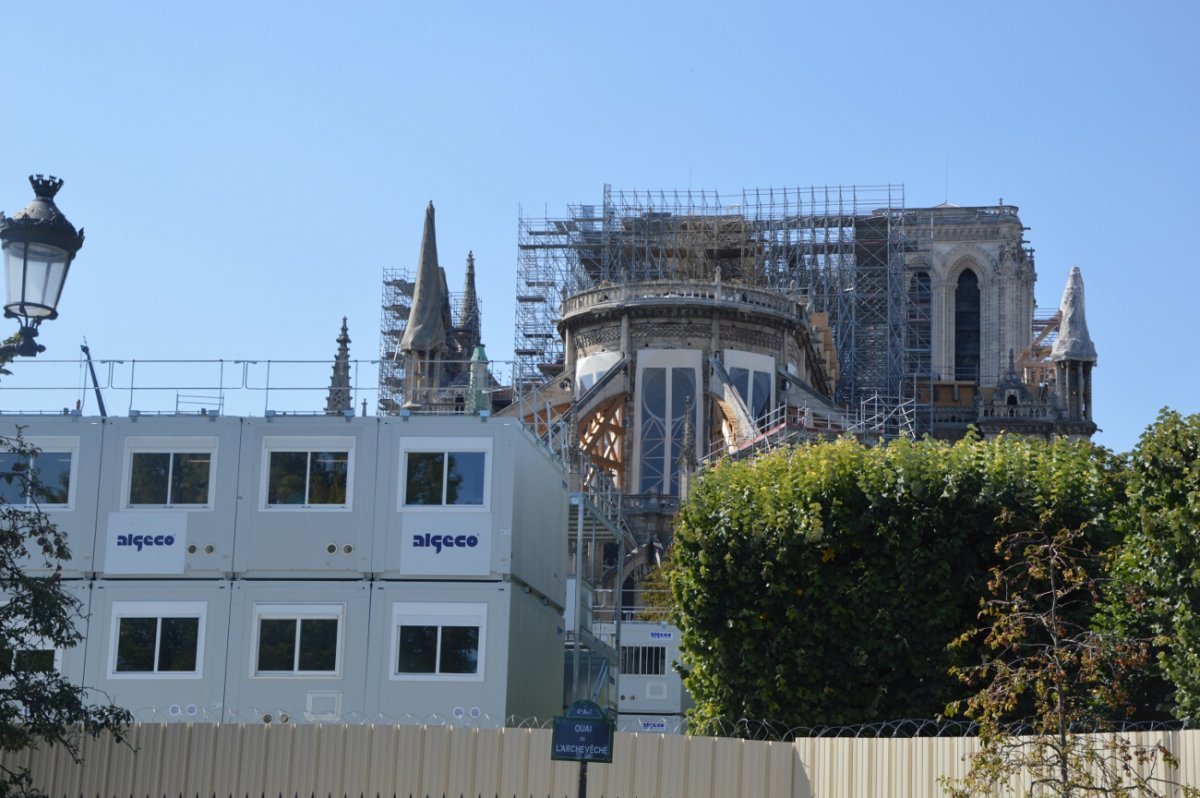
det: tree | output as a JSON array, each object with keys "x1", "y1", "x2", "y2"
[
  {"x1": 1102, "y1": 408, "x2": 1200, "y2": 720},
  {"x1": 944, "y1": 515, "x2": 1192, "y2": 797},
  {"x1": 0, "y1": 432, "x2": 130, "y2": 798},
  {"x1": 669, "y1": 434, "x2": 1120, "y2": 733}
]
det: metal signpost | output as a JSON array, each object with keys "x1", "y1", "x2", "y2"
[{"x1": 551, "y1": 700, "x2": 614, "y2": 798}]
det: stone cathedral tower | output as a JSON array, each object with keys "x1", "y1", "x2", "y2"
[{"x1": 906, "y1": 204, "x2": 1036, "y2": 387}]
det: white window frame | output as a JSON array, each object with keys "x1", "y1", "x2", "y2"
[
  {"x1": 397, "y1": 437, "x2": 492, "y2": 512},
  {"x1": 260, "y1": 436, "x2": 355, "y2": 511},
  {"x1": 121, "y1": 436, "x2": 218, "y2": 510},
  {"x1": 107, "y1": 600, "x2": 206, "y2": 679},
  {"x1": 1, "y1": 636, "x2": 63, "y2": 676},
  {"x1": 723, "y1": 349, "x2": 776, "y2": 424},
  {"x1": 633, "y1": 349, "x2": 702, "y2": 496},
  {"x1": 250, "y1": 603, "x2": 344, "y2": 678},
  {"x1": 390, "y1": 602, "x2": 487, "y2": 682},
  {"x1": 574, "y1": 350, "x2": 624, "y2": 396},
  {"x1": 0, "y1": 436, "x2": 79, "y2": 511}
]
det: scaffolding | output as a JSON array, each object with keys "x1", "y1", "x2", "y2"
[{"x1": 516, "y1": 185, "x2": 919, "y2": 432}]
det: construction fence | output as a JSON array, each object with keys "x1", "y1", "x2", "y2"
[{"x1": 6, "y1": 723, "x2": 1200, "y2": 798}]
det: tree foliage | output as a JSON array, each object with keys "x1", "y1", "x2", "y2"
[
  {"x1": 668, "y1": 434, "x2": 1121, "y2": 733},
  {"x1": 1103, "y1": 409, "x2": 1200, "y2": 720},
  {"x1": 944, "y1": 518, "x2": 1192, "y2": 797},
  {"x1": 0, "y1": 434, "x2": 130, "y2": 798}
]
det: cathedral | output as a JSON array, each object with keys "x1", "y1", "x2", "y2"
[{"x1": 379, "y1": 186, "x2": 1098, "y2": 605}]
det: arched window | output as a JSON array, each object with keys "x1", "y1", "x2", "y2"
[{"x1": 955, "y1": 269, "x2": 981, "y2": 382}]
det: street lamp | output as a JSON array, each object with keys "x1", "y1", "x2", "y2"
[{"x1": 0, "y1": 175, "x2": 84, "y2": 357}]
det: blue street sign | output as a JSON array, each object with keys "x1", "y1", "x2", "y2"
[{"x1": 551, "y1": 700, "x2": 614, "y2": 763}]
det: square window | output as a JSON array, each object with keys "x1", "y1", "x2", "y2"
[
  {"x1": 0, "y1": 446, "x2": 74, "y2": 508},
  {"x1": 124, "y1": 437, "x2": 217, "y2": 510},
  {"x1": 403, "y1": 451, "x2": 486, "y2": 506},
  {"x1": 392, "y1": 603, "x2": 485, "y2": 681},
  {"x1": 129, "y1": 452, "x2": 212, "y2": 506},
  {"x1": 109, "y1": 601, "x2": 205, "y2": 678},
  {"x1": 0, "y1": 646, "x2": 58, "y2": 676},
  {"x1": 262, "y1": 438, "x2": 353, "y2": 509},
  {"x1": 397, "y1": 624, "x2": 480, "y2": 675},
  {"x1": 253, "y1": 605, "x2": 342, "y2": 676}
]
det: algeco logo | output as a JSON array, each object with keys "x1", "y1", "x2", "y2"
[
  {"x1": 116, "y1": 534, "x2": 176, "y2": 552},
  {"x1": 411, "y1": 533, "x2": 479, "y2": 554}
]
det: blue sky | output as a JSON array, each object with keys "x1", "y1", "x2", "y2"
[{"x1": 1, "y1": 1, "x2": 1196, "y2": 453}]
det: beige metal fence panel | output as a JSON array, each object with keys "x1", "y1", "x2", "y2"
[
  {"x1": 631, "y1": 732, "x2": 665, "y2": 797},
  {"x1": 497, "y1": 726, "x2": 535, "y2": 798},
  {"x1": 6, "y1": 724, "x2": 1200, "y2": 798},
  {"x1": 471, "y1": 725, "x2": 504, "y2": 797},
  {"x1": 93, "y1": 726, "x2": 142, "y2": 798},
  {"x1": 447, "y1": 724, "x2": 482, "y2": 798},
  {"x1": 655, "y1": 733, "x2": 692, "y2": 798},
  {"x1": 679, "y1": 733, "x2": 718, "y2": 798}
]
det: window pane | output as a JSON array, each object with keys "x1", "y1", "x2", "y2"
[
  {"x1": 129, "y1": 453, "x2": 170, "y2": 505},
  {"x1": 438, "y1": 626, "x2": 479, "y2": 674},
  {"x1": 14, "y1": 649, "x2": 55, "y2": 673},
  {"x1": 116, "y1": 617, "x2": 158, "y2": 672},
  {"x1": 33, "y1": 452, "x2": 71, "y2": 504},
  {"x1": 257, "y1": 618, "x2": 297, "y2": 671},
  {"x1": 170, "y1": 453, "x2": 211, "y2": 505},
  {"x1": 307, "y1": 452, "x2": 348, "y2": 505},
  {"x1": 669, "y1": 367, "x2": 697, "y2": 496},
  {"x1": 751, "y1": 370, "x2": 772, "y2": 423},
  {"x1": 298, "y1": 618, "x2": 338, "y2": 671},
  {"x1": 729, "y1": 367, "x2": 750, "y2": 410},
  {"x1": 445, "y1": 452, "x2": 485, "y2": 505},
  {"x1": 267, "y1": 452, "x2": 308, "y2": 505},
  {"x1": 0, "y1": 452, "x2": 27, "y2": 505},
  {"x1": 157, "y1": 617, "x2": 199, "y2": 672},
  {"x1": 405, "y1": 452, "x2": 444, "y2": 505},
  {"x1": 639, "y1": 367, "x2": 667, "y2": 494},
  {"x1": 397, "y1": 625, "x2": 438, "y2": 673}
]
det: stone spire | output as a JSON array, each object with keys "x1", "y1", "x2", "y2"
[
  {"x1": 1050, "y1": 267, "x2": 1097, "y2": 363},
  {"x1": 324, "y1": 317, "x2": 353, "y2": 415},
  {"x1": 458, "y1": 250, "x2": 480, "y2": 351},
  {"x1": 400, "y1": 202, "x2": 446, "y2": 353},
  {"x1": 1050, "y1": 267, "x2": 1097, "y2": 431}
]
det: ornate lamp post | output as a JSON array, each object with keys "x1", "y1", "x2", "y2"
[{"x1": 0, "y1": 175, "x2": 84, "y2": 357}]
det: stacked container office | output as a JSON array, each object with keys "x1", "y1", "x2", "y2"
[{"x1": 0, "y1": 412, "x2": 568, "y2": 724}]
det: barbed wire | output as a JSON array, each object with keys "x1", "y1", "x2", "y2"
[
  {"x1": 121, "y1": 706, "x2": 1198, "y2": 740},
  {"x1": 688, "y1": 716, "x2": 1199, "y2": 741}
]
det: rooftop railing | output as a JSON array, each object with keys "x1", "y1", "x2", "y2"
[
  {"x1": 0, "y1": 356, "x2": 520, "y2": 418},
  {"x1": 561, "y1": 278, "x2": 802, "y2": 320}
]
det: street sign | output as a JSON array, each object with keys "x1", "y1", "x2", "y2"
[{"x1": 551, "y1": 700, "x2": 614, "y2": 764}]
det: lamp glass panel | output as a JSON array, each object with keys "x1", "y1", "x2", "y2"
[{"x1": 3, "y1": 241, "x2": 69, "y2": 318}]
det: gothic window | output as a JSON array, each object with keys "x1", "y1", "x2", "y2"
[
  {"x1": 637, "y1": 354, "x2": 698, "y2": 497},
  {"x1": 955, "y1": 269, "x2": 981, "y2": 383}
]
